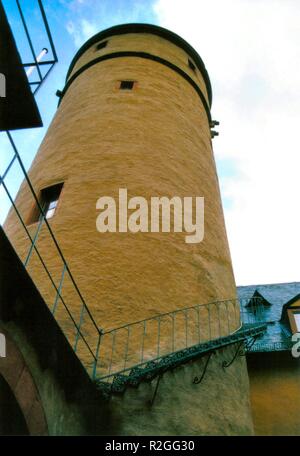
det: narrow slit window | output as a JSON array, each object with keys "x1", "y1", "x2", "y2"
[
  {"x1": 28, "y1": 182, "x2": 64, "y2": 224},
  {"x1": 41, "y1": 183, "x2": 63, "y2": 220},
  {"x1": 119, "y1": 80, "x2": 135, "y2": 90},
  {"x1": 188, "y1": 59, "x2": 196, "y2": 72},
  {"x1": 95, "y1": 40, "x2": 108, "y2": 51}
]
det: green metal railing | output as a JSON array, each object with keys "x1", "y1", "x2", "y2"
[
  {"x1": 248, "y1": 340, "x2": 292, "y2": 352},
  {"x1": 91, "y1": 297, "x2": 264, "y2": 380}
]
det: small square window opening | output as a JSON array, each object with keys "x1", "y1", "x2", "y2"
[{"x1": 119, "y1": 80, "x2": 135, "y2": 90}]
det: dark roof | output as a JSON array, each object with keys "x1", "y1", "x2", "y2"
[
  {"x1": 237, "y1": 282, "x2": 300, "y2": 352},
  {"x1": 65, "y1": 23, "x2": 212, "y2": 106}
]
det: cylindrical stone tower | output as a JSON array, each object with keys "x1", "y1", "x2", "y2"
[
  {"x1": 4, "y1": 23, "x2": 255, "y2": 436},
  {"x1": 5, "y1": 23, "x2": 237, "y2": 326}
]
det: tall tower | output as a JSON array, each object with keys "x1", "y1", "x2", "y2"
[{"x1": 4, "y1": 24, "x2": 254, "y2": 434}]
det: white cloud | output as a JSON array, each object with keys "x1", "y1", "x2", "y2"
[
  {"x1": 154, "y1": 0, "x2": 300, "y2": 285},
  {"x1": 66, "y1": 18, "x2": 98, "y2": 47},
  {"x1": 63, "y1": 0, "x2": 158, "y2": 49}
]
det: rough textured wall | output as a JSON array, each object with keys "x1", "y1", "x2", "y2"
[
  {"x1": 69, "y1": 33, "x2": 210, "y2": 105},
  {"x1": 4, "y1": 33, "x2": 236, "y2": 339},
  {"x1": 247, "y1": 352, "x2": 300, "y2": 435},
  {"x1": 1, "y1": 321, "x2": 93, "y2": 436},
  {"x1": 104, "y1": 344, "x2": 254, "y2": 436}
]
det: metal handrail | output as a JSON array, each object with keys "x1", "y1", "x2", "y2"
[
  {"x1": 101, "y1": 297, "x2": 263, "y2": 335},
  {"x1": 93, "y1": 297, "x2": 265, "y2": 380}
]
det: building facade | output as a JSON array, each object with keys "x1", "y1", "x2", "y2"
[{"x1": 238, "y1": 282, "x2": 300, "y2": 435}]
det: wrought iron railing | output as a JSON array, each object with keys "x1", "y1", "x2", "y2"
[
  {"x1": 91, "y1": 297, "x2": 264, "y2": 381},
  {"x1": 248, "y1": 340, "x2": 292, "y2": 352}
]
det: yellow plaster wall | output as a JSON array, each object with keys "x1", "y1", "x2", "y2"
[
  {"x1": 247, "y1": 352, "x2": 300, "y2": 435},
  {"x1": 68, "y1": 33, "x2": 210, "y2": 105},
  {"x1": 4, "y1": 30, "x2": 238, "y2": 369}
]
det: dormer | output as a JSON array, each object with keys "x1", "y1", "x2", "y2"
[
  {"x1": 245, "y1": 290, "x2": 272, "y2": 318},
  {"x1": 280, "y1": 294, "x2": 300, "y2": 334}
]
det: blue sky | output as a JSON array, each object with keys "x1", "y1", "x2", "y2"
[
  {"x1": 0, "y1": 0, "x2": 158, "y2": 176},
  {"x1": 0, "y1": 0, "x2": 162, "y2": 214},
  {"x1": 1, "y1": 0, "x2": 300, "y2": 285}
]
